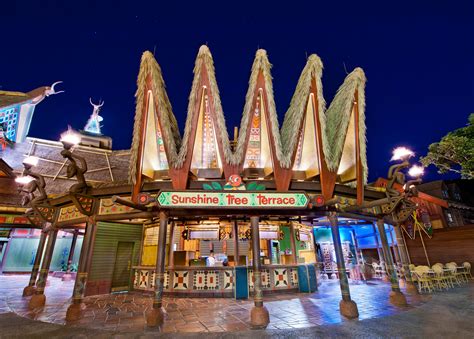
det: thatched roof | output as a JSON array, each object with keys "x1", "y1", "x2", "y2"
[
  {"x1": 2, "y1": 138, "x2": 130, "y2": 196},
  {"x1": 128, "y1": 46, "x2": 367, "y2": 183},
  {"x1": 280, "y1": 54, "x2": 327, "y2": 168},
  {"x1": 176, "y1": 45, "x2": 232, "y2": 168},
  {"x1": 232, "y1": 49, "x2": 284, "y2": 166},
  {"x1": 129, "y1": 52, "x2": 181, "y2": 184},
  {"x1": 325, "y1": 68, "x2": 368, "y2": 183}
]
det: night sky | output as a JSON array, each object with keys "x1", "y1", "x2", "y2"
[{"x1": 2, "y1": 1, "x2": 473, "y2": 182}]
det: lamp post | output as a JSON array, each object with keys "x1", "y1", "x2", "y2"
[{"x1": 386, "y1": 147, "x2": 424, "y2": 295}]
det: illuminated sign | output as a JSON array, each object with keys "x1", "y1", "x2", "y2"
[{"x1": 157, "y1": 191, "x2": 308, "y2": 209}]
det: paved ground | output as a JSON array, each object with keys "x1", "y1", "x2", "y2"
[{"x1": 0, "y1": 274, "x2": 473, "y2": 338}]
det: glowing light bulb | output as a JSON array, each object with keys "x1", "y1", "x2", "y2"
[
  {"x1": 408, "y1": 165, "x2": 424, "y2": 178},
  {"x1": 60, "y1": 128, "x2": 81, "y2": 146},
  {"x1": 391, "y1": 147, "x2": 414, "y2": 161},
  {"x1": 15, "y1": 176, "x2": 34, "y2": 184}
]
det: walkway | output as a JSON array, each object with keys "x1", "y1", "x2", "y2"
[{"x1": 0, "y1": 274, "x2": 473, "y2": 337}]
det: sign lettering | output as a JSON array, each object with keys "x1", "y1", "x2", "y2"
[{"x1": 157, "y1": 191, "x2": 308, "y2": 209}]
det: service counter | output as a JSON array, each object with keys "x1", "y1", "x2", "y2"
[{"x1": 132, "y1": 264, "x2": 319, "y2": 298}]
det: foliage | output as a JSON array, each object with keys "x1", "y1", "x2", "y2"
[{"x1": 421, "y1": 114, "x2": 474, "y2": 179}]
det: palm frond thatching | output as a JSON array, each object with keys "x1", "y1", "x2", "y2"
[
  {"x1": 232, "y1": 49, "x2": 284, "y2": 166},
  {"x1": 280, "y1": 54, "x2": 327, "y2": 168},
  {"x1": 129, "y1": 51, "x2": 180, "y2": 184},
  {"x1": 325, "y1": 67, "x2": 368, "y2": 182},
  {"x1": 175, "y1": 45, "x2": 232, "y2": 168}
]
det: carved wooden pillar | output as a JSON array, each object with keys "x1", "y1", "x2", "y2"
[
  {"x1": 28, "y1": 229, "x2": 58, "y2": 309},
  {"x1": 62, "y1": 230, "x2": 79, "y2": 281},
  {"x1": 23, "y1": 230, "x2": 48, "y2": 296},
  {"x1": 66, "y1": 220, "x2": 97, "y2": 321},
  {"x1": 376, "y1": 219, "x2": 407, "y2": 305},
  {"x1": 393, "y1": 224, "x2": 417, "y2": 293},
  {"x1": 233, "y1": 221, "x2": 240, "y2": 266},
  {"x1": 250, "y1": 216, "x2": 269, "y2": 329},
  {"x1": 328, "y1": 212, "x2": 359, "y2": 318},
  {"x1": 168, "y1": 221, "x2": 175, "y2": 267},
  {"x1": 289, "y1": 222, "x2": 298, "y2": 264},
  {"x1": 146, "y1": 211, "x2": 168, "y2": 327}
]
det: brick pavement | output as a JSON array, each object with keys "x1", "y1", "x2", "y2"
[{"x1": 0, "y1": 274, "x2": 429, "y2": 334}]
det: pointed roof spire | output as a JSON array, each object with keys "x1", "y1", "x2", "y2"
[{"x1": 176, "y1": 45, "x2": 232, "y2": 168}]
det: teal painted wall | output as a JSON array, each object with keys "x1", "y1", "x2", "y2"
[{"x1": 3, "y1": 236, "x2": 83, "y2": 272}]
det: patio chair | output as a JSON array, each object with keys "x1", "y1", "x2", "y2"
[
  {"x1": 462, "y1": 262, "x2": 472, "y2": 280},
  {"x1": 445, "y1": 263, "x2": 463, "y2": 286},
  {"x1": 413, "y1": 266, "x2": 434, "y2": 293},
  {"x1": 372, "y1": 263, "x2": 381, "y2": 278},
  {"x1": 431, "y1": 264, "x2": 450, "y2": 290}
]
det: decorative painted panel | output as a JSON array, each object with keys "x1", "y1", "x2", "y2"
[
  {"x1": 0, "y1": 106, "x2": 19, "y2": 141},
  {"x1": 248, "y1": 268, "x2": 270, "y2": 290},
  {"x1": 172, "y1": 271, "x2": 189, "y2": 290},
  {"x1": 99, "y1": 197, "x2": 135, "y2": 215},
  {"x1": 193, "y1": 270, "x2": 219, "y2": 290},
  {"x1": 223, "y1": 270, "x2": 234, "y2": 290},
  {"x1": 58, "y1": 205, "x2": 84, "y2": 222},
  {"x1": 290, "y1": 268, "x2": 299, "y2": 287},
  {"x1": 273, "y1": 268, "x2": 289, "y2": 288}
]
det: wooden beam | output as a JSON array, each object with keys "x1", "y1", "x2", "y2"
[{"x1": 353, "y1": 89, "x2": 364, "y2": 205}]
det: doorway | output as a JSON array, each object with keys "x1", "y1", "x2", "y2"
[{"x1": 111, "y1": 241, "x2": 134, "y2": 292}]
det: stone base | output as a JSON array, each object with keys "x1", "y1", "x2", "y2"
[
  {"x1": 250, "y1": 306, "x2": 270, "y2": 329},
  {"x1": 390, "y1": 290, "x2": 407, "y2": 306},
  {"x1": 146, "y1": 307, "x2": 165, "y2": 327},
  {"x1": 66, "y1": 303, "x2": 86, "y2": 322},
  {"x1": 339, "y1": 299, "x2": 359, "y2": 319},
  {"x1": 28, "y1": 294, "x2": 46, "y2": 309},
  {"x1": 62, "y1": 273, "x2": 73, "y2": 282},
  {"x1": 22, "y1": 285, "x2": 36, "y2": 297}
]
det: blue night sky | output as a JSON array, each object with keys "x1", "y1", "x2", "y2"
[{"x1": 1, "y1": 1, "x2": 473, "y2": 182}]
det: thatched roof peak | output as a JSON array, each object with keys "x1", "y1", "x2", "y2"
[
  {"x1": 345, "y1": 67, "x2": 366, "y2": 84},
  {"x1": 325, "y1": 67, "x2": 368, "y2": 182},
  {"x1": 307, "y1": 54, "x2": 323, "y2": 70},
  {"x1": 129, "y1": 49, "x2": 180, "y2": 183},
  {"x1": 280, "y1": 53, "x2": 327, "y2": 167},
  {"x1": 175, "y1": 43, "x2": 233, "y2": 168},
  {"x1": 255, "y1": 49, "x2": 268, "y2": 58}
]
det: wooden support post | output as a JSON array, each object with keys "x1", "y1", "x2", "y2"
[
  {"x1": 168, "y1": 221, "x2": 175, "y2": 267},
  {"x1": 29, "y1": 229, "x2": 58, "y2": 309},
  {"x1": 146, "y1": 211, "x2": 168, "y2": 327},
  {"x1": 23, "y1": 230, "x2": 48, "y2": 296},
  {"x1": 233, "y1": 221, "x2": 240, "y2": 266},
  {"x1": 376, "y1": 219, "x2": 407, "y2": 306},
  {"x1": 62, "y1": 230, "x2": 79, "y2": 281},
  {"x1": 289, "y1": 222, "x2": 298, "y2": 264},
  {"x1": 393, "y1": 224, "x2": 417, "y2": 294},
  {"x1": 328, "y1": 213, "x2": 359, "y2": 318},
  {"x1": 387, "y1": 226, "x2": 400, "y2": 264},
  {"x1": 250, "y1": 216, "x2": 269, "y2": 329},
  {"x1": 66, "y1": 220, "x2": 97, "y2": 321}
]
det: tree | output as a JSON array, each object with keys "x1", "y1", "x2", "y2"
[{"x1": 421, "y1": 114, "x2": 474, "y2": 179}]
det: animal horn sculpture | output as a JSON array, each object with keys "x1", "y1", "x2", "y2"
[
  {"x1": 89, "y1": 97, "x2": 104, "y2": 109},
  {"x1": 46, "y1": 81, "x2": 65, "y2": 96}
]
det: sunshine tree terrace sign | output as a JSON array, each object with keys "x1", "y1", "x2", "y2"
[{"x1": 157, "y1": 191, "x2": 309, "y2": 209}]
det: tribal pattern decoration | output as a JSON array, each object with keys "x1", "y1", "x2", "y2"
[
  {"x1": 201, "y1": 94, "x2": 219, "y2": 169},
  {"x1": 244, "y1": 95, "x2": 262, "y2": 169},
  {"x1": 71, "y1": 194, "x2": 95, "y2": 216},
  {"x1": 156, "y1": 125, "x2": 169, "y2": 170}
]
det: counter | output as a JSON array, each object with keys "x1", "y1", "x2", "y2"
[{"x1": 132, "y1": 264, "x2": 316, "y2": 297}]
